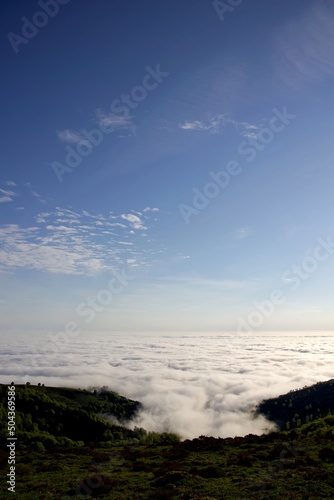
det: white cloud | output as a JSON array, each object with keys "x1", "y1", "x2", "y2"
[
  {"x1": 95, "y1": 109, "x2": 136, "y2": 138},
  {"x1": 0, "y1": 188, "x2": 18, "y2": 203},
  {"x1": 0, "y1": 207, "x2": 160, "y2": 275},
  {"x1": 35, "y1": 212, "x2": 52, "y2": 223},
  {"x1": 95, "y1": 109, "x2": 133, "y2": 129},
  {"x1": 57, "y1": 110, "x2": 135, "y2": 150},
  {"x1": 179, "y1": 115, "x2": 229, "y2": 134},
  {"x1": 121, "y1": 213, "x2": 147, "y2": 230},
  {"x1": 179, "y1": 114, "x2": 260, "y2": 138},
  {"x1": 179, "y1": 120, "x2": 207, "y2": 131},
  {"x1": 237, "y1": 122, "x2": 261, "y2": 139},
  {"x1": 2, "y1": 331, "x2": 333, "y2": 439},
  {"x1": 31, "y1": 190, "x2": 46, "y2": 204},
  {"x1": 143, "y1": 207, "x2": 159, "y2": 213},
  {"x1": 56, "y1": 129, "x2": 91, "y2": 146}
]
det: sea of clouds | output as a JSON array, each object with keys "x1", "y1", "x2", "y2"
[{"x1": 1, "y1": 331, "x2": 334, "y2": 439}]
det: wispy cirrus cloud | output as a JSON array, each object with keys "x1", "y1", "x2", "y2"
[
  {"x1": 0, "y1": 207, "x2": 163, "y2": 275},
  {"x1": 274, "y1": 1, "x2": 334, "y2": 87},
  {"x1": 177, "y1": 276, "x2": 246, "y2": 290},
  {"x1": 56, "y1": 129, "x2": 91, "y2": 146},
  {"x1": 179, "y1": 114, "x2": 229, "y2": 134},
  {"x1": 0, "y1": 188, "x2": 18, "y2": 203},
  {"x1": 95, "y1": 109, "x2": 134, "y2": 130},
  {"x1": 179, "y1": 114, "x2": 260, "y2": 138},
  {"x1": 56, "y1": 109, "x2": 135, "y2": 149},
  {"x1": 236, "y1": 123, "x2": 261, "y2": 139},
  {"x1": 31, "y1": 190, "x2": 46, "y2": 204}
]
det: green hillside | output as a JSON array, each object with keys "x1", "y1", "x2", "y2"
[
  {"x1": 0, "y1": 383, "x2": 146, "y2": 449},
  {"x1": 256, "y1": 379, "x2": 334, "y2": 431}
]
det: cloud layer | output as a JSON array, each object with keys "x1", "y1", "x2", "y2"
[
  {"x1": 0, "y1": 206, "x2": 161, "y2": 275},
  {"x1": 2, "y1": 331, "x2": 334, "y2": 439}
]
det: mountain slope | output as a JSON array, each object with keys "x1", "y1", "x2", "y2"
[{"x1": 257, "y1": 379, "x2": 334, "y2": 430}]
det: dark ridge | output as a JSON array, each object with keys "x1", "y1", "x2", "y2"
[{"x1": 257, "y1": 379, "x2": 334, "y2": 430}]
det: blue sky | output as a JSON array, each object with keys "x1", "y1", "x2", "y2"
[{"x1": 1, "y1": 0, "x2": 334, "y2": 335}]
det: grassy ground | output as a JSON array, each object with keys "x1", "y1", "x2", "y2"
[{"x1": 1, "y1": 422, "x2": 334, "y2": 499}]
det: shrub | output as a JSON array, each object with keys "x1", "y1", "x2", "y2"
[{"x1": 32, "y1": 441, "x2": 45, "y2": 452}]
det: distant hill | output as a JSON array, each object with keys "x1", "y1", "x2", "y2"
[
  {"x1": 257, "y1": 379, "x2": 334, "y2": 430},
  {"x1": 0, "y1": 383, "x2": 178, "y2": 450}
]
